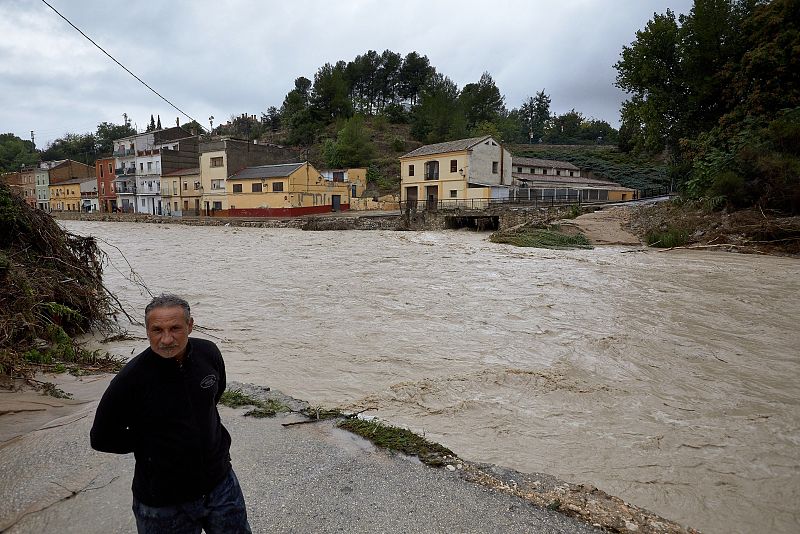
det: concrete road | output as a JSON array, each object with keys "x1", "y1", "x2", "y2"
[{"x1": 0, "y1": 394, "x2": 598, "y2": 534}]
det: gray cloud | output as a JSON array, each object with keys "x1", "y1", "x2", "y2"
[{"x1": 1, "y1": 0, "x2": 693, "y2": 146}]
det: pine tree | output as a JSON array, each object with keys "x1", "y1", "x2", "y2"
[{"x1": 156, "y1": 115, "x2": 161, "y2": 130}]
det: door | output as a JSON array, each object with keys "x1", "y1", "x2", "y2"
[
  {"x1": 332, "y1": 195, "x2": 341, "y2": 212},
  {"x1": 426, "y1": 185, "x2": 438, "y2": 210},
  {"x1": 405, "y1": 186, "x2": 418, "y2": 212}
]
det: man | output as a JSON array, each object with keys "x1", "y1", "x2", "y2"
[{"x1": 91, "y1": 294, "x2": 251, "y2": 533}]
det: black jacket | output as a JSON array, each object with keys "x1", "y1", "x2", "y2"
[{"x1": 90, "y1": 338, "x2": 232, "y2": 506}]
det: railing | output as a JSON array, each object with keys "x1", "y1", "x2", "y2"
[
  {"x1": 113, "y1": 149, "x2": 126, "y2": 157},
  {"x1": 125, "y1": 148, "x2": 135, "y2": 156},
  {"x1": 116, "y1": 186, "x2": 136, "y2": 194},
  {"x1": 115, "y1": 167, "x2": 125, "y2": 175},
  {"x1": 638, "y1": 186, "x2": 671, "y2": 199},
  {"x1": 125, "y1": 168, "x2": 136, "y2": 175}
]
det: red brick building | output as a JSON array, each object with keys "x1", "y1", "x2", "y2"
[{"x1": 95, "y1": 157, "x2": 117, "y2": 212}]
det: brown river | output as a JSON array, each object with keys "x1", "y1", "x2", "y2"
[{"x1": 63, "y1": 220, "x2": 800, "y2": 534}]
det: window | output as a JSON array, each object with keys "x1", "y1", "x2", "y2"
[
  {"x1": 492, "y1": 162, "x2": 498, "y2": 174},
  {"x1": 173, "y1": 181, "x2": 177, "y2": 193},
  {"x1": 424, "y1": 161, "x2": 439, "y2": 180},
  {"x1": 210, "y1": 156, "x2": 223, "y2": 167},
  {"x1": 332, "y1": 171, "x2": 345, "y2": 182},
  {"x1": 139, "y1": 163, "x2": 144, "y2": 171},
  {"x1": 213, "y1": 201, "x2": 222, "y2": 210},
  {"x1": 183, "y1": 182, "x2": 188, "y2": 190},
  {"x1": 101, "y1": 183, "x2": 105, "y2": 195},
  {"x1": 541, "y1": 168, "x2": 547, "y2": 174},
  {"x1": 556, "y1": 170, "x2": 561, "y2": 176},
  {"x1": 273, "y1": 181, "x2": 283, "y2": 192},
  {"x1": 529, "y1": 167, "x2": 534, "y2": 173},
  {"x1": 450, "y1": 160, "x2": 457, "y2": 173},
  {"x1": 517, "y1": 167, "x2": 522, "y2": 173},
  {"x1": 194, "y1": 181, "x2": 200, "y2": 190},
  {"x1": 141, "y1": 199, "x2": 146, "y2": 206},
  {"x1": 569, "y1": 171, "x2": 575, "y2": 177},
  {"x1": 233, "y1": 183, "x2": 243, "y2": 193},
  {"x1": 408, "y1": 164, "x2": 414, "y2": 177},
  {"x1": 251, "y1": 183, "x2": 262, "y2": 193},
  {"x1": 183, "y1": 200, "x2": 188, "y2": 210},
  {"x1": 108, "y1": 163, "x2": 113, "y2": 173},
  {"x1": 174, "y1": 202, "x2": 178, "y2": 211},
  {"x1": 147, "y1": 162, "x2": 152, "y2": 171},
  {"x1": 211, "y1": 179, "x2": 224, "y2": 190},
  {"x1": 450, "y1": 190, "x2": 457, "y2": 198},
  {"x1": 100, "y1": 166, "x2": 104, "y2": 178}
]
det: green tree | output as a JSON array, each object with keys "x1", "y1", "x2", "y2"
[
  {"x1": 615, "y1": 9, "x2": 684, "y2": 153},
  {"x1": 95, "y1": 121, "x2": 136, "y2": 156},
  {"x1": 458, "y1": 72, "x2": 505, "y2": 129},
  {"x1": 311, "y1": 62, "x2": 353, "y2": 122},
  {"x1": 0, "y1": 133, "x2": 38, "y2": 172},
  {"x1": 519, "y1": 90, "x2": 551, "y2": 142},
  {"x1": 398, "y1": 51, "x2": 435, "y2": 107},
  {"x1": 545, "y1": 109, "x2": 584, "y2": 142},
  {"x1": 322, "y1": 115, "x2": 374, "y2": 168},
  {"x1": 40, "y1": 133, "x2": 97, "y2": 165},
  {"x1": 411, "y1": 73, "x2": 465, "y2": 143}
]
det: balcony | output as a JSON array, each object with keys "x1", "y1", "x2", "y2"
[
  {"x1": 115, "y1": 167, "x2": 125, "y2": 176},
  {"x1": 125, "y1": 167, "x2": 136, "y2": 175},
  {"x1": 113, "y1": 149, "x2": 126, "y2": 157},
  {"x1": 125, "y1": 148, "x2": 135, "y2": 156},
  {"x1": 116, "y1": 185, "x2": 136, "y2": 195}
]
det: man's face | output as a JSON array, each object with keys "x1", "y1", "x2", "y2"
[{"x1": 145, "y1": 306, "x2": 193, "y2": 359}]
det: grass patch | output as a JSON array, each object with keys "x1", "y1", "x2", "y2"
[
  {"x1": 338, "y1": 418, "x2": 456, "y2": 467},
  {"x1": 490, "y1": 225, "x2": 593, "y2": 249},
  {"x1": 244, "y1": 399, "x2": 290, "y2": 418},
  {"x1": 301, "y1": 406, "x2": 346, "y2": 420},
  {"x1": 220, "y1": 389, "x2": 290, "y2": 418},
  {"x1": 219, "y1": 389, "x2": 262, "y2": 408},
  {"x1": 645, "y1": 228, "x2": 690, "y2": 248}
]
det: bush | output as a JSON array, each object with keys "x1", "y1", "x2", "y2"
[
  {"x1": 645, "y1": 228, "x2": 690, "y2": 248},
  {"x1": 391, "y1": 137, "x2": 406, "y2": 152}
]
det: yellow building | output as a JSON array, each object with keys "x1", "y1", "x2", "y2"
[
  {"x1": 161, "y1": 168, "x2": 202, "y2": 216},
  {"x1": 226, "y1": 162, "x2": 352, "y2": 216},
  {"x1": 49, "y1": 178, "x2": 84, "y2": 211},
  {"x1": 399, "y1": 135, "x2": 512, "y2": 210}
]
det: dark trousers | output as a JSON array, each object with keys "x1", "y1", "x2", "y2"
[{"x1": 132, "y1": 469, "x2": 251, "y2": 534}]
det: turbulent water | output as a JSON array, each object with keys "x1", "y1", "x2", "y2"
[{"x1": 65, "y1": 220, "x2": 800, "y2": 534}]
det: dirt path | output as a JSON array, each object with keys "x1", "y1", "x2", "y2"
[{"x1": 560, "y1": 207, "x2": 641, "y2": 245}]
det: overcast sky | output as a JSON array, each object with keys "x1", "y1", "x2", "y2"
[{"x1": 1, "y1": 0, "x2": 693, "y2": 147}]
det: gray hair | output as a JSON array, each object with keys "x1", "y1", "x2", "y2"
[{"x1": 145, "y1": 293, "x2": 191, "y2": 323}]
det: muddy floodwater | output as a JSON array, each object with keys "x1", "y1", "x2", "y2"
[{"x1": 64, "y1": 220, "x2": 799, "y2": 534}]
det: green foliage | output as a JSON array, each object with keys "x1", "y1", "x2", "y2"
[
  {"x1": 458, "y1": 72, "x2": 505, "y2": 129},
  {"x1": 514, "y1": 145, "x2": 668, "y2": 191},
  {"x1": 0, "y1": 133, "x2": 38, "y2": 172},
  {"x1": 338, "y1": 418, "x2": 457, "y2": 467},
  {"x1": 616, "y1": 0, "x2": 800, "y2": 213},
  {"x1": 219, "y1": 389, "x2": 261, "y2": 408},
  {"x1": 646, "y1": 228, "x2": 690, "y2": 248},
  {"x1": 244, "y1": 399, "x2": 290, "y2": 418},
  {"x1": 219, "y1": 389, "x2": 289, "y2": 418},
  {"x1": 391, "y1": 137, "x2": 406, "y2": 152},
  {"x1": 322, "y1": 115, "x2": 374, "y2": 168},
  {"x1": 490, "y1": 225, "x2": 593, "y2": 249},
  {"x1": 96, "y1": 121, "x2": 135, "y2": 156}
]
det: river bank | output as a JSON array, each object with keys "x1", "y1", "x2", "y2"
[{"x1": 0, "y1": 375, "x2": 696, "y2": 533}]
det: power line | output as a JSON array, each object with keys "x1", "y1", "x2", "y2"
[{"x1": 40, "y1": 0, "x2": 207, "y2": 132}]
